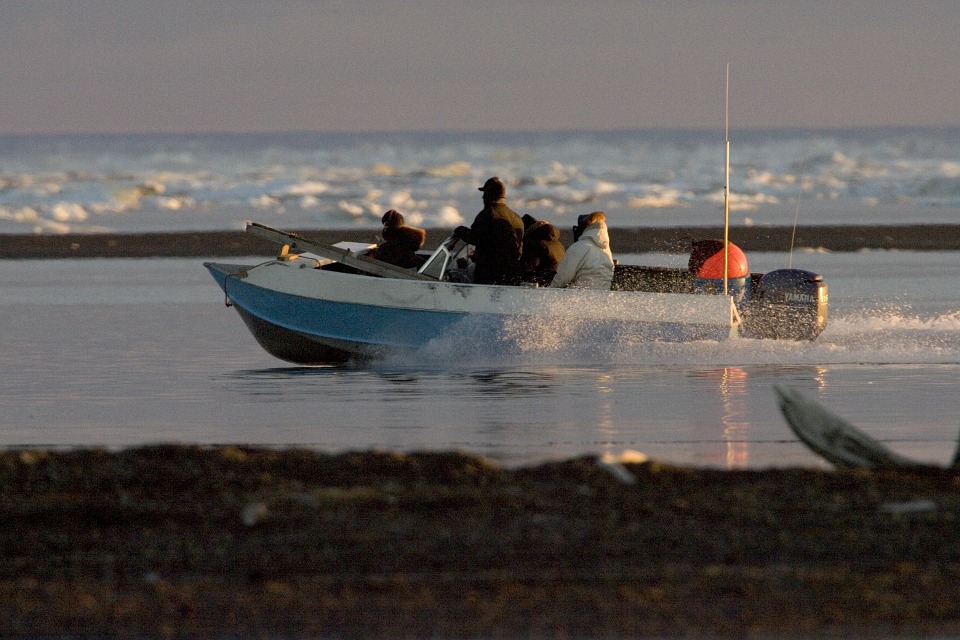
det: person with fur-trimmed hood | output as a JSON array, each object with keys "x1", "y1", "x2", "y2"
[
  {"x1": 372, "y1": 209, "x2": 426, "y2": 269},
  {"x1": 519, "y1": 214, "x2": 565, "y2": 286},
  {"x1": 453, "y1": 176, "x2": 525, "y2": 285},
  {"x1": 550, "y1": 211, "x2": 615, "y2": 290}
]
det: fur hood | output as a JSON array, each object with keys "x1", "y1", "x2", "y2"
[
  {"x1": 549, "y1": 221, "x2": 614, "y2": 290},
  {"x1": 524, "y1": 219, "x2": 561, "y2": 243},
  {"x1": 579, "y1": 221, "x2": 610, "y2": 252},
  {"x1": 382, "y1": 223, "x2": 426, "y2": 249}
]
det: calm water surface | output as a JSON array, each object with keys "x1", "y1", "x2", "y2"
[{"x1": 2, "y1": 250, "x2": 958, "y2": 469}]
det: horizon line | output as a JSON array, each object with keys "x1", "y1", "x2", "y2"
[{"x1": 2, "y1": 123, "x2": 960, "y2": 139}]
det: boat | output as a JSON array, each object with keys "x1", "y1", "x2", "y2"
[
  {"x1": 205, "y1": 71, "x2": 827, "y2": 364},
  {"x1": 203, "y1": 222, "x2": 828, "y2": 364}
]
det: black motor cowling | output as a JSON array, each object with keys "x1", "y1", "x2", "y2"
[{"x1": 741, "y1": 269, "x2": 828, "y2": 341}]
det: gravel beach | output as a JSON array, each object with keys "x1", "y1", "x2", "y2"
[
  {"x1": 4, "y1": 446, "x2": 960, "y2": 637},
  {"x1": 3, "y1": 224, "x2": 960, "y2": 259}
]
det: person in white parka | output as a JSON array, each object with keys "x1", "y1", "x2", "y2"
[{"x1": 550, "y1": 211, "x2": 615, "y2": 290}]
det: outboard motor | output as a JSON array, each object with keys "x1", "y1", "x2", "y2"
[
  {"x1": 689, "y1": 239, "x2": 751, "y2": 308},
  {"x1": 742, "y1": 269, "x2": 828, "y2": 341}
]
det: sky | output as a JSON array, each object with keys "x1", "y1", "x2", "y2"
[{"x1": 1, "y1": 1, "x2": 958, "y2": 135}]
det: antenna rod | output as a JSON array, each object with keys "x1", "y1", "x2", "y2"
[{"x1": 723, "y1": 64, "x2": 730, "y2": 296}]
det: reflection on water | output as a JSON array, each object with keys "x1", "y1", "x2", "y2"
[
  {"x1": 586, "y1": 372, "x2": 617, "y2": 461},
  {"x1": 465, "y1": 370, "x2": 559, "y2": 397},
  {"x1": 224, "y1": 367, "x2": 563, "y2": 401},
  {"x1": 717, "y1": 368, "x2": 750, "y2": 469},
  {"x1": 207, "y1": 359, "x2": 930, "y2": 468},
  {"x1": 703, "y1": 365, "x2": 830, "y2": 469}
]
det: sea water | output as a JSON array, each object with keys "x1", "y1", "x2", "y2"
[
  {"x1": 1, "y1": 250, "x2": 958, "y2": 469},
  {"x1": 1, "y1": 128, "x2": 958, "y2": 234},
  {"x1": 2, "y1": 129, "x2": 958, "y2": 468}
]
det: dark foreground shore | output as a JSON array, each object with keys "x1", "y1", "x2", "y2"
[
  {"x1": 5, "y1": 446, "x2": 960, "y2": 637},
  {"x1": 3, "y1": 223, "x2": 960, "y2": 259}
]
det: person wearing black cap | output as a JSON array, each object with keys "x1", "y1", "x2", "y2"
[{"x1": 453, "y1": 176, "x2": 525, "y2": 285}]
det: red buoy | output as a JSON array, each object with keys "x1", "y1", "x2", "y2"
[{"x1": 689, "y1": 240, "x2": 748, "y2": 279}]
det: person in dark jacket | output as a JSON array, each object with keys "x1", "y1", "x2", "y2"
[
  {"x1": 519, "y1": 214, "x2": 565, "y2": 286},
  {"x1": 453, "y1": 177, "x2": 525, "y2": 285},
  {"x1": 372, "y1": 209, "x2": 426, "y2": 269}
]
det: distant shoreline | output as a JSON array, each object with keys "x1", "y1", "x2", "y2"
[{"x1": 2, "y1": 224, "x2": 960, "y2": 259}]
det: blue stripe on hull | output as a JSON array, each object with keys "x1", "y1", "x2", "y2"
[
  {"x1": 205, "y1": 262, "x2": 736, "y2": 363},
  {"x1": 231, "y1": 304, "x2": 355, "y2": 364},
  {"x1": 223, "y1": 274, "x2": 469, "y2": 351}
]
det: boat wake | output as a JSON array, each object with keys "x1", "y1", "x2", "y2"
[
  {"x1": 818, "y1": 307, "x2": 960, "y2": 363},
  {"x1": 387, "y1": 305, "x2": 960, "y2": 370}
]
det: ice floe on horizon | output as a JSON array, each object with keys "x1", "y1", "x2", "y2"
[{"x1": 1, "y1": 128, "x2": 958, "y2": 234}]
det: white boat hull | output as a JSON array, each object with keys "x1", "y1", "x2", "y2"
[{"x1": 205, "y1": 259, "x2": 741, "y2": 364}]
